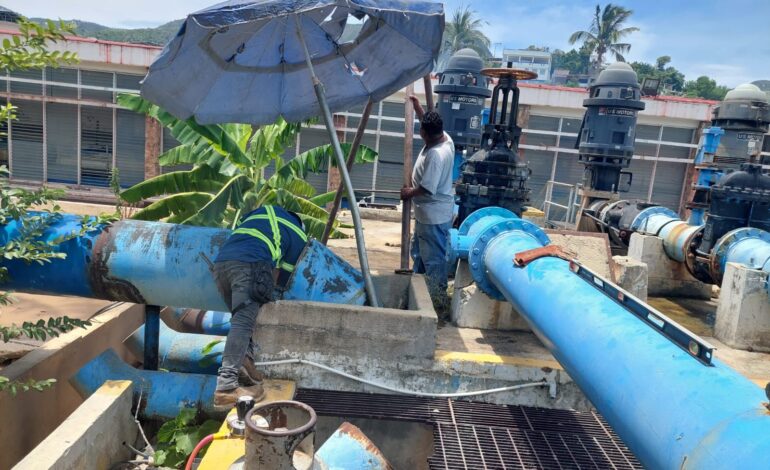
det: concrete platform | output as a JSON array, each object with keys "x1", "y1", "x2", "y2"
[
  {"x1": 628, "y1": 233, "x2": 712, "y2": 299},
  {"x1": 14, "y1": 381, "x2": 136, "y2": 470},
  {"x1": 715, "y1": 262, "x2": 770, "y2": 352},
  {"x1": 0, "y1": 302, "x2": 144, "y2": 470}
]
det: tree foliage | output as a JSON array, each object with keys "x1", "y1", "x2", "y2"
[
  {"x1": 552, "y1": 46, "x2": 592, "y2": 76},
  {"x1": 438, "y1": 4, "x2": 492, "y2": 69},
  {"x1": 569, "y1": 3, "x2": 639, "y2": 65},
  {"x1": 0, "y1": 16, "x2": 90, "y2": 396},
  {"x1": 683, "y1": 76, "x2": 730, "y2": 101},
  {"x1": 117, "y1": 94, "x2": 376, "y2": 238},
  {"x1": 152, "y1": 406, "x2": 220, "y2": 467},
  {"x1": 630, "y1": 56, "x2": 686, "y2": 93}
]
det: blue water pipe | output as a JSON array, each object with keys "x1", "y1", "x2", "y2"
[
  {"x1": 453, "y1": 207, "x2": 770, "y2": 469},
  {"x1": 164, "y1": 307, "x2": 231, "y2": 336},
  {"x1": 70, "y1": 349, "x2": 219, "y2": 420},
  {"x1": 0, "y1": 214, "x2": 366, "y2": 309},
  {"x1": 631, "y1": 206, "x2": 770, "y2": 291},
  {"x1": 124, "y1": 322, "x2": 224, "y2": 375},
  {"x1": 688, "y1": 127, "x2": 725, "y2": 225}
]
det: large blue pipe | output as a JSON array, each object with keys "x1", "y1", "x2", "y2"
[
  {"x1": 0, "y1": 213, "x2": 366, "y2": 309},
  {"x1": 456, "y1": 208, "x2": 770, "y2": 469},
  {"x1": 631, "y1": 206, "x2": 770, "y2": 290}
]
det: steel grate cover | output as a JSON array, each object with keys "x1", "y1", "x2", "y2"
[{"x1": 296, "y1": 389, "x2": 642, "y2": 469}]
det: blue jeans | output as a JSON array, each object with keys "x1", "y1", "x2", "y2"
[{"x1": 411, "y1": 221, "x2": 451, "y2": 317}]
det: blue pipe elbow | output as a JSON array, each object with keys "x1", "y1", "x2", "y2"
[
  {"x1": 124, "y1": 323, "x2": 224, "y2": 374},
  {"x1": 70, "y1": 349, "x2": 220, "y2": 420}
]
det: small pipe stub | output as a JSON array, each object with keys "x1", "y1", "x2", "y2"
[{"x1": 245, "y1": 400, "x2": 318, "y2": 470}]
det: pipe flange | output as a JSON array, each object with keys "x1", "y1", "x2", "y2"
[
  {"x1": 458, "y1": 206, "x2": 518, "y2": 236},
  {"x1": 682, "y1": 225, "x2": 708, "y2": 281},
  {"x1": 468, "y1": 218, "x2": 549, "y2": 300},
  {"x1": 629, "y1": 206, "x2": 679, "y2": 234},
  {"x1": 448, "y1": 229, "x2": 460, "y2": 266},
  {"x1": 710, "y1": 228, "x2": 770, "y2": 284},
  {"x1": 598, "y1": 199, "x2": 628, "y2": 223}
]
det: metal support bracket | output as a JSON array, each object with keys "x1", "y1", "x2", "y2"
[
  {"x1": 514, "y1": 245, "x2": 576, "y2": 267},
  {"x1": 144, "y1": 305, "x2": 161, "y2": 370},
  {"x1": 568, "y1": 260, "x2": 715, "y2": 366}
]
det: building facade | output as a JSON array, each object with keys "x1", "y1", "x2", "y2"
[
  {"x1": 501, "y1": 49, "x2": 552, "y2": 83},
  {"x1": 1, "y1": 27, "x2": 768, "y2": 214}
]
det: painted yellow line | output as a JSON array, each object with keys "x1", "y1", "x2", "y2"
[{"x1": 435, "y1": 350, "x2": 563, "y2": 370}]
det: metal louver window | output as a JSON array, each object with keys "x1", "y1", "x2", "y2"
[
  {"x1": 46, "y1": 102, "x2": 78, "y2": 184},
  {"x1": 10, "y1": 69, "x2": 41, "y2": 95},
  {"x1": 116, "y1": 109, "x2": 145, "y2": 187},
  {"x1": 10, "y1": 100, "x2": 43, "y2": 181},
  {"x1": 45, "y1": 67, "x2": 78, "y2": 99},
  {"x1": 81, "y1": 70, "x2": 114, "y2": 102},
  {"x1": 651, "y1": 161, "x2": 687, "y2": 210},
  {"x1": 80, "y1": 106, "x2": 113, "y2": 187},
  {"x1": 297, "y1": 128, "x2": 329, "y2": 195}
]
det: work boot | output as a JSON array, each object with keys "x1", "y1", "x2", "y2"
[
  {"x1": 238, "y1": 359, "x2": 265, "y2": 386},
  {"x1": 214, "y1": 383, "x2": 266, "y2": 409}
]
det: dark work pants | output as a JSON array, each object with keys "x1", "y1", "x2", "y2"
[{"x1": 212, "y1": 260, "x2": 274, "y2": 391}]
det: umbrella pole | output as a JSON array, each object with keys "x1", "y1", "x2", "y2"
[
  {"x1": 320, "y1": 98, "x2": 374, "y2": 245},
  {"x1": 296, "y1": 18, "x2": 379, "y2": 307}
]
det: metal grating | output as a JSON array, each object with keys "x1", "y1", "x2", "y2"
[{"x1": 295, "y1": 389, "x2": 642, "y2": 469}]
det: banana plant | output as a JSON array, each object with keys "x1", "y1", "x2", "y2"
[{"x1": 117, "y1": 93, "x2": 377, "y2": 238}]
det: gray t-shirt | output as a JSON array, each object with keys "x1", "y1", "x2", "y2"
[{"x1": 411, "y1": 132, "x2": 455, "y2": 224}]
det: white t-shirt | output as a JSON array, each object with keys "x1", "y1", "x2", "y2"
[{"x1": 411, "y1": 132, "x2": 455, "y2": 224}]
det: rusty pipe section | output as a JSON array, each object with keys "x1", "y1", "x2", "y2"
[
  {"x1": 1, "y1": 213, "x2": 366, "y2": 310},
  {"x1": 0, "y1": 213, "x2": 230, "y2": 311}
]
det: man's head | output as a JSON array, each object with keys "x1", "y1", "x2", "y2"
[{"x1": 419, "y1": 111, "x2": 443, "y2": 142}]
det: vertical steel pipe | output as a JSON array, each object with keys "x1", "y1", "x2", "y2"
[{"x1": 456, "y1": 208, "x2": 770, "y2": 469}]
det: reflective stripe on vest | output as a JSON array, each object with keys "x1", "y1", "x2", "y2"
[{"x1": 231, "y1": 206, "x2": 307, "y2": 272}]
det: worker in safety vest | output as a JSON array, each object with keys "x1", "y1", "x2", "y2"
[{"x1": 211, "y1": 205, "x2": 307, "y2": 407}]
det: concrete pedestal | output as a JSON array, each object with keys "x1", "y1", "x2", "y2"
[
  {"x1": 628, "y1": 233, "x2": 711, "y2": 299},
  {"x1": 612, "y1": 256, "x2": 648, "y2": 301},
  {"x1": 450, "y1": 260, "x2": 531, "y2": 331},
  {"x1": 715, "y1": 262, "x2": 770, "y2": 352}
]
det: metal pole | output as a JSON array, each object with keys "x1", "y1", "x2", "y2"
[
  {"x1": 422, "y1": 74, "x2": 434, "y2": 112},
  {"x1": 143, "y1": 304, "x2": 160, "y2": 370},
  {"x1": 321, "y1": 99, "x2": 374, "y2": 245},
  {"x1": 400, "y1": 82, "x2": 415, "y2": 270},
  {"x1": 295, "y1": 17, "x2": 379, "y2": 307}
]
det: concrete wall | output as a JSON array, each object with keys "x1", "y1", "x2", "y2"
[
  {"x1": 256, "y1": 274, "x2": 436, "y2": 367},
  {"x1": 14, "y1": 381, "x2": 137, "y2": 470},
  {"x1": 0, "y1": 303, "x2": 144, "y2": 469}
]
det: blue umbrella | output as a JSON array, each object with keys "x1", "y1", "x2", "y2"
[
  {"x1": 140, "y1": 0, "x2": 445, "y2": 307},
  {"x1": 142, "y1": 0, "x2": 444, "y2": 125}
]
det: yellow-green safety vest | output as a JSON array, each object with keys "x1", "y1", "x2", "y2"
[{"x1": 232, "y1": 206, "x2": 307, "y2": 272}]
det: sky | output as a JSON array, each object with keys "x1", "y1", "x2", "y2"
[{"x1": 4, "y1": 0, "x2": 769, "y2": 87}]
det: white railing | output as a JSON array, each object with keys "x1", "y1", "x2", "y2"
[{"x1": 542, "y1": 180, "x2": 582, "y2": 228}]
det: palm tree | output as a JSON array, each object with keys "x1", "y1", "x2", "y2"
[
  {"x1": 568, "y1": 4, "x2": 639, "y2": 65},
  {"x1": 438, "y1": 5, "x2": 492, "y2": 69}
]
